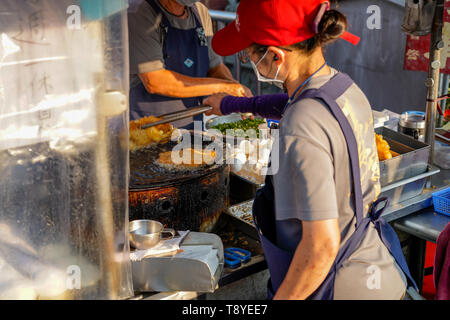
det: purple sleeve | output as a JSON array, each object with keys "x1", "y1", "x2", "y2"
[{"x1": 219, "y1": 94, "x2": 289, "y2": 120}]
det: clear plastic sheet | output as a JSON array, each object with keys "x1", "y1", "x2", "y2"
[{"x1": 0, "y1": 0, "x2": 133, "y2": 299}]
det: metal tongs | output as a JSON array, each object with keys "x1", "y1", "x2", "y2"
[{"x1": 140, "y1": 105, "x2": 212, "y2": 129}]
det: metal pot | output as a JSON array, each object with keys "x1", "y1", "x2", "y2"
[
  {"x1": 129, "y1": 220, "x2": 175, "y2": 250},
  {"x1": 398, "y1": 111, "x2": 426, "y2": 141}
]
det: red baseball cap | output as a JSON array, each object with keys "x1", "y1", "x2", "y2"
[{"x1": 212, "y1": 0, "x2": 360, "y2": 56}]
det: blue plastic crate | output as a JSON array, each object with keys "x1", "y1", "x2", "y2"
[{"x1": 432, "y1": 187, "x2": 450, "y2": 216}]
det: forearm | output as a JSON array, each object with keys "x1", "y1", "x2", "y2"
[
  {"x1": 139, "y1": 69, "x2": 242, "y2": 98},
  {"x1": 274, "y1": 220, "x2": 340, "y2": 300},
  {"x1": 207, "y1": 63, "x2": 236, "y2": 82},
  {"x1": 220, "y1": 94, "x2": 289, "y2": 120},
  {"x1": 274, "y1": 242, "x2": 337, "y2": 300}
]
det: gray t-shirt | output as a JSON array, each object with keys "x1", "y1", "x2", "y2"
[
  {"x1": 273, "y1": 68, "x2": 407, "y2": 299},
  {"x1": 128, "y1": 0, "x2": 223, "y2": 88}
]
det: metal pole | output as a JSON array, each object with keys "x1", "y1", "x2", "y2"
[
  {"x1": 424, "y1": 0, "x2": 445, "y2": 165},
  {"x1": 234, "y1": 54, "x2": 241, "y2": 82},
  {"x1": 209, "y1": 10, "x2": 236, "y2": 23}
]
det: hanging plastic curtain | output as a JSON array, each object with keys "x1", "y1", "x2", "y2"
[
  {"x1": 0, "y1": 0, "x2": 133, "y2": 299},
  {"x1": 402, "y1": 0, "x2": 437, "y2": 36}
]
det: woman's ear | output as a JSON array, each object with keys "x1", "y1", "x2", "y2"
[{"x1": 268, "y1": 46, "x2": 285, "y2": 66}]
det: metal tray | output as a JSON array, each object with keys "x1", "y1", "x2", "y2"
[
  {"x1": 205, "y1": 114, "x2": 269, "y2": 144},
  {"x1": 205, "y1": 113, "x2": 244, "y2": 129},
  {"x1": 226, "y1": 200, "x2": 254, "y2": 226},
  {"x1": 224, "y1": 200, "x2": 258, "y2": 238},
  {"x1": 380, "y1": 165, "x2": 440, "y2": 208},
  {"x1": 376, "y1": 127, "x2": 431, "y2": 186}
]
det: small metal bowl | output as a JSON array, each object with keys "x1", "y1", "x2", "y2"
[
  {"x1": 205, "y1": 113, "x2": 243, "y2": 130},
  {"x1": 129, "y1": 220, "x2": 175, "y2": 250}
]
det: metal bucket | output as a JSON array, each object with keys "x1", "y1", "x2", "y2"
[{"x1": 376, "y1": 127, "x2": 431, "y2": 186}]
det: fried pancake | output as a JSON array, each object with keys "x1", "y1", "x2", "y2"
[
  {"x1": 129, "y1": 116, "x2": 174, "y2": 151},
  {"x1": 157, "y1": 148, "x2": 216, "y2": 168}
]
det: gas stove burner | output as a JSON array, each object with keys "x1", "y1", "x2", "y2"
[{"x1": 129, "y1": 132, "x2": 227, "y2": 189}]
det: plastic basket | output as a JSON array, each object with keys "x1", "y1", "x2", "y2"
[{"x1": 432, "y1": 187, "x2": 450, "y2": 216}]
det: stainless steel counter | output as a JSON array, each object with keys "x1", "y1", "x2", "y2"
[
  {"x1": 394, "y1": 208, "x2": 450, "y2": 243},
  {"x1": 392, "y1": 206, "x2": 450, "y2": 293}
]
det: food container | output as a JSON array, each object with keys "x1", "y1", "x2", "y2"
[
  {"x1": 205, "y1": 113, "x2": 243, "y2": 129},
  {"x1": 129, "y1": 220, "x2": 175, "y2": 250},
  {"x1": 376, "y1": 127, "x2": 431, "y2": 186},
  {"x1": 398, "y1": 111, "x2": 426, "y2": 141},
  {"x1": 379, "y1": 165, "x2": 440, "y2": 208},
  {"x1": 206, "y1": 115, "x2": 271, "y2": 199},
  {"x1": 205, "y1": 114, "x2": 269, "y2": 144},
  {"x1": 0, "y1": 1, "x2": 133, "y2": 300},
  {"x1": 373, "y1": 110, "x2": 390, "y2": 129},
  {"x1": 225, "y1": 200, "x2": 258, "y2": 239}
]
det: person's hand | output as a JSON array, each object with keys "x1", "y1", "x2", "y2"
[
  {"x1": 242, "y1": 85, "x2": 253, "y2": 98},
  {"x1": 226, "y1": 83, "x2": 253, "y2": 98},
  {"x1": 204, "y1": 93, "x2": 228, "y2": 116}
]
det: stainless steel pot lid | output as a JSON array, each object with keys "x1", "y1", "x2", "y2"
[{"x1": 399, "y1": 111, "x2": 426, "y2": 129}]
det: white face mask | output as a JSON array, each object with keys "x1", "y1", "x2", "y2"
[
  {"x1": 250, "y1": 50, "x2": 284, "y2": 89},
  {"x1": 177, "y1": 0, "x2": 197, "y2": 7}
]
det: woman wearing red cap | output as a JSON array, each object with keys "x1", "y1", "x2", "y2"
[{"x1": 205, "y1": 0, "x2": 417, "y2": 300}]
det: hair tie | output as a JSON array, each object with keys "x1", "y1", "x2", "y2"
[{"x1": 313, "y1": 1, "x2": 331, "y2": 34}]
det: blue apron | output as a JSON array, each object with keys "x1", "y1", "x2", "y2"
[
  {"x1": 252, "y1": 72, "x2": 418, "y2": 300},
  {"x1": 130, "y1": 0, "x2": 210, "y2": 129}
]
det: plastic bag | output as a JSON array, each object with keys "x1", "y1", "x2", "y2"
[
  {"x1": 0, "y1": 0, "x2": 133, "y2": 300},
  {"x1": 434, "y1": 142, "x2": 450, "y2": 169},
  {"x1": 402, "y1": 0, "x2": 437, "y2": 36}
]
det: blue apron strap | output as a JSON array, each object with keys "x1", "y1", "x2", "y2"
[
  {"x1": 370, "y1": 198, "x2": 419, "y2": 290},
  {"x1": 190, "y1": 4, "x2": 205, "y2": 29},
  {"x1": 189, "y1": 5, "x2": 208, "y2": 48},
  {"x1": 298, "y1": 75, "x2": 369, "y2": 299},
  {"x1": 145, "y1": 0, "x2": 170, "y2": 27},
  {"x1": 298, "y1": 74, "x2": 364, "y2": 227},
  {"x1": 300, "y1": 74, "x2": 418, "y2": 291},
  {"x1": 315, "y1": 72, "x2": 354, "y2": 100}
]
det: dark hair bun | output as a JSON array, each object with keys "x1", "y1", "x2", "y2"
[{"x1": 317, "y1": 10, "x2": 348, "y2": 45}]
